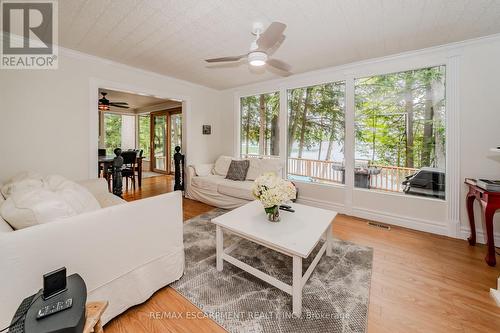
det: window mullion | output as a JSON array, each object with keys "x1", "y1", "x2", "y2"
[{"x1": 344, "y1": 75, "x2": 355, "y2": 213}]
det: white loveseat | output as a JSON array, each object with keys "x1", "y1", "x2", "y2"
[
  {"x1": 0, "y1": 178, "x2": 184, "y2": 327},
  {"x1": 185, "y1": 156, "x2": 283, "y2": 209}
]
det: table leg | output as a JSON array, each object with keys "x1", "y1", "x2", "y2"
[
  {"x1": 326, "y1": 222, "x2": 333, "y2": 257},
  {"x1": 292, "y1": 256, "x2": 302, "y2": 317},
  {"x1": 138, "y1": 158, "x2": 142, "y2": 188},
  {"x1": 216, "y1": 226, "x2": 223, "y2": 271},
  {"x1": 466, "y1": 191, "x2": 477, "y2": 246},
  {"x1": 484, "y1": 205, "x2": 497, "y2": 266}
]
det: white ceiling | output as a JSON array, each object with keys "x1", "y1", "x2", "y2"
[
  {"x1": 60, "y1": 0, "x2": 500, "y2": 90},
  {"x1": 98, "y1": 88, "x2": 180, "y2": 112}
]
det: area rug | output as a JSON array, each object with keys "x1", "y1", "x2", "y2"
[{"x1": 172, "y1": 209, "x2": 373, "y2": 333}]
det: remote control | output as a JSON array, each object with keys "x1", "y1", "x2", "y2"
[
  {"x1": 36, "y1": 298, "x2": 73, "y2": 319},
  {"x1": 280, "y1": 204, "x2": 292, "y2": 209},
  {"x1": 279, "y1": 206, "x2": 295, "y2": 212}
]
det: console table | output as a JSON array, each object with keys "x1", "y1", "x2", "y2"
[{"x1": 465, "y1": 179, "x2": 499, "y2": 266}]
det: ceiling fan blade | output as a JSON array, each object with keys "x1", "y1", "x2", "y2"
[
  {"x1": 109, "y1": 102, "x2": 128, "y2": 105},
  {"x1": 205, "y1": 55, "x2": 246, "y2": 63},
  {"x1": 110, "y1": 104, "x2": 130, "y2": 109},
  {"x1": 257, "y1": 22, "x2": 286, "y2": 51},
  {"x1": 265, "y1": 35, "x2": 286, "y2": 55},
  {"x1": 267, "y1": 58, "x2": 292, "y2": 74}
]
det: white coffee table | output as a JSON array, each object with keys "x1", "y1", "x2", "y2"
[{"x1": 211, "y1": 200, "x2": 337, "y2": 316}]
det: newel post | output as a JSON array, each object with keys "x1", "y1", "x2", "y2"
[{"x1": 173, "y1": 146, "x2": 184, "y2": 191}]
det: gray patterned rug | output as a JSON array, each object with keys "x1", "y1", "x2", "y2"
[{"x1": 172, "y1": 209, "x2": 373, "y2": 333}]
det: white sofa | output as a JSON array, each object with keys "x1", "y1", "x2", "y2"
[
  {"x1": 185, "y1": 156, "x2": 283, "y2": 209},
  {"x1": 0, "y1": 178, "x2": 184, "y2": 328}
]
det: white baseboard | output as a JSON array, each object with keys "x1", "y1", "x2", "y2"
[
  {"x1": 459, "y1": 227, "x2": 500, "y2": 246},
  {"x1": 296, "y1": 196, "x2": 450, "y2": 237},
  {"x1": 350, "y1": 207, "x2": 449, "y2": 236}
]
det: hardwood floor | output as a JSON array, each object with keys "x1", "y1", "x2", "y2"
[{"x1": 107, "y1": 175, "x2": 500, "y2": 333}]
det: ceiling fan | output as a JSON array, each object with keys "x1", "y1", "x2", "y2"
[
  {"x1": 205, "y1": 22, "x2": 292, "y2": 76},
  {"x1": 98, "y1": 92, "x2": 129, "y2": 111}
]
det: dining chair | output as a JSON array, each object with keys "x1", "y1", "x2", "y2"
[{"x1": 121, "y1": 150, "x2": 138, "y2": 190}]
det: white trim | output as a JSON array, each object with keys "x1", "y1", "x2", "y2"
[
  {"x1": 233, "y1": 93, "x2": 241, "y2": 157},
  {"x1": 446, "y1": 55, "x2": 461, "y2": 238},
  {"x1": 88, "y1": 78, "x2": 191, "y2": 179},
  {"x1": 459, "y1": 227, "x2": 500, "y2": 246},
  {"x1": 351, "y1": 207, "x2": 449, "y2": 236},
  {"x1": 298, "y1": 195, "x2": 450, "y2": 237},
  {"x1": 344, "y1": 76, "x2": 355, "y2": 215}
]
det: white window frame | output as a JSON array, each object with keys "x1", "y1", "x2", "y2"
[{"x1": 233, "y1": 49, "x2": 460, "y2": 238}]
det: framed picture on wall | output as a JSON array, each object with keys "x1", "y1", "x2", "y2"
[{"x1": 202, "y1": 125, "x2": 211, "y2": 135}]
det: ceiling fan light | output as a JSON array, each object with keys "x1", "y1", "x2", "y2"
[{"x1": 248, "y1": 51, "x2": 267, "y2": 66}]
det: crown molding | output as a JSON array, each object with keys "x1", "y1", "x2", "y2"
[{"x1": 1, "y1": 31, "x2": 219, "y2": 93}]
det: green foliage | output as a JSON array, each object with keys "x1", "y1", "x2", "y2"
[
  {"x1": 138, "y1": 115, "x2": 150, "y2": 159},
  {"x1": 240, "y1": 92, "x2": 280, "y2": 156},
  {"x1": 287, "y1": 81, "x2": 345, "y2": 160},
  {"x1": 355, "y1": 66, "x2": 446, "y2": 168},
  {"x1": 104, "y1": 113, "x2": 121, "y2": 155},
  {"x1": 239, "y1": 66, "x2": 446, "y2": 170}
]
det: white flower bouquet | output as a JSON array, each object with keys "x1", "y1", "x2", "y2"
[{"x1": 252, "y1": 173, "x2": 297, "y2": 222}]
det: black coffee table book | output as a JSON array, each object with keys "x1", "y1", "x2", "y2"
[{"x1": 9, "y1": 274, "x2": 87, "y2": 333}]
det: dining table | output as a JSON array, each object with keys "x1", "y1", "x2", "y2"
[{"x1": 98, "y1": 155, "x2": 145, "y2": 188}]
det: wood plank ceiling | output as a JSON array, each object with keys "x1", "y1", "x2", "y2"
[{"x1": 59, "y1": 0, "x2": 500, "y2": 89}]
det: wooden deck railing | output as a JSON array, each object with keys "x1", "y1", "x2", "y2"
[
  {"x1": 368, "y1": 164, "x2": 419, "y2": 192},
  {"x1": 287, "y1": 157, "x2": 344, "y2": 183},
  {"x1": 241, "y1": 154, "x2": 419, "y2": 192}
]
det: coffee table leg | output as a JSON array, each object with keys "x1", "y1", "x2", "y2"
[
  {"x1": 292, "y1": 256, "x2": 302, "y2": 317},
  {"x1": 326, "y1": 222, "x2": 333, "y2": 257},
  {"x1": 216, "y1": 225, "x2": 223, "y2": 271}
]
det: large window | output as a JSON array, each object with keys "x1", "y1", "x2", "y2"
[
  {"x1": 240, "y1": 92, "x2": 280, "y2": 157},
  {"x1": 138, "y1": 115, "x2": 150, "y2": 159},
  {"x1": 103, "y1": 113, "x2": 136, "y2": 155},
  {"x1": 104, "y1": 113, "x2": 122, "y2": 155},
  {"x1": 286, "y1": 81, "x2": 345, "y2": 184},
  {"x1": 354, "y1": 66, "x2": 446, "y2": 199}
]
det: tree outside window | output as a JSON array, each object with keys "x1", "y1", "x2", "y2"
[
  {"x1": 355, "y1": 65, "x2": 446, "y2": 197},
  {"x1": 287, "y1": 81, "x2": 346, "y2": 183},
  {"x1": 240, "y1": 92, "x2": 280, "y2": 157},
  {"x1": 104, "y1": 113, "x2": 122, "y2": 155}
]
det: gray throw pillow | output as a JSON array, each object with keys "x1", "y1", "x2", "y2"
[{"x1": 225, "y1": 160, "x2": 250, "y2": 181}]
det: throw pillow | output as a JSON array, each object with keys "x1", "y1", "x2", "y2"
[
  {"x1": 225, "y1": 160, "x2": 250, "y2": 181},
  {"x1": 193, "y1": 164, "x2": 213, "y2": 177},
  {"x1": 213, "y1": 156, "x2": 234, "y2": 176}
]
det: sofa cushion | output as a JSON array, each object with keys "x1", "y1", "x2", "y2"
[
  {"x1": 192, "y1": 164, "x2": 213, "y2": 177},
  {"x1": 0, "y1": 175, "x2": 101, "y2": 230},
  {"x1": 0, "y1": 194, "x2": 13, "y2": 233},
  {"x1": 93, "y1": 192, "x2": 126, "y2": 208},
  {"x1": 225, "y1": 160, "x2": 250, "y2": 181},
  {"x1": 191, "y1": 175, "x2": 225, "y2": 192},
  {"x1": 213, "y1": 156, "x2": 234, "y2": 176},
  {"x1": 1, "y1": 172, "x2": 44, "y2": 198},
  {"x1": 218, "y1": 179, "x2": 254, "y2": 201},
  {"x1": 246, "y1": 158, "x2": 283, "y2": 180}
]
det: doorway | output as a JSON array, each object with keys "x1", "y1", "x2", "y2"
[{"x1": 151, "y1": 107, "x2": 182, "y2": 174}]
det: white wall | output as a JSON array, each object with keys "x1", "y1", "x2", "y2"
[
  {"x1": 0, "y1": 48, "x2": 227, "y2": 182},
  {"x1": 221, "y1": 34, "x2": 500, "y2": 242}
]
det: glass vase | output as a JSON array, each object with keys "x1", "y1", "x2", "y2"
[{"x1": 265, "y1": 205, "x2": 280, "y2": 222}]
